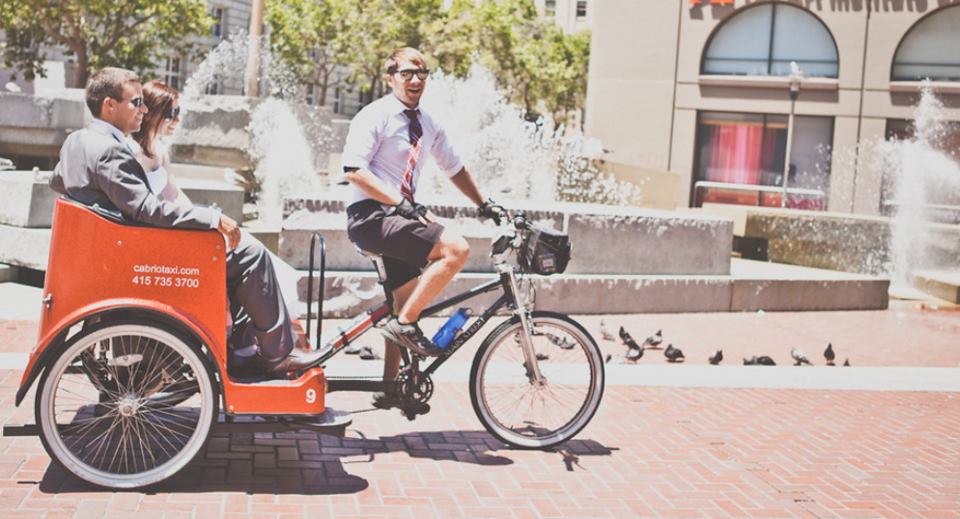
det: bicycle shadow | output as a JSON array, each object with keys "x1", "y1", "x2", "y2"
[{"x1": 33, "y1": 429, "x2": 617, "y2": 495}]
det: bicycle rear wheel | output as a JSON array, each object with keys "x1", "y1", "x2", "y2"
[
  {"x1": 469, "y1": 311, "x2": 604, "y2": 449},
  {"x1": 36, "y1": 321, "x2": 218, "y2": 488}
]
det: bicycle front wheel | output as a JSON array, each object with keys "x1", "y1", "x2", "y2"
[{"x1": 469, "y1": 311, "x2": 604, "y2": 449}]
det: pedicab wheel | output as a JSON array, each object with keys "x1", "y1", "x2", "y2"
[
  {"x1": 35, "y1": 321, "x2": 218, "y2": 489},
  {"x1": 469, "y1": 311, "x2": 604, "y2": 449}
]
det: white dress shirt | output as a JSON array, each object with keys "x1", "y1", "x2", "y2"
[{"x1": 342, "y1": 93, "x2": 463, "y2": 206}]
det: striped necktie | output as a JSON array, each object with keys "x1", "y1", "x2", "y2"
[{"x1": 399, "y1": 109, "x2": 422, "y2": 202}]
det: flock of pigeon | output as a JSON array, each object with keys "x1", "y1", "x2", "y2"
[{"x1": 599, "y1": 319, "x2": 851, "y2": 366}]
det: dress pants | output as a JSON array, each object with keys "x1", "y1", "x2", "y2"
[{"x1": 225, "y1": 232, "x2": 295, "y2": 362}]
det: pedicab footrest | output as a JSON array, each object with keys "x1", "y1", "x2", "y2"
[
  {"x1": 213, "y1": 407, "x2": 352, "y2": 436},
  {"x1": 224, "y1": 367, "x2": 328, "y2": 415}
]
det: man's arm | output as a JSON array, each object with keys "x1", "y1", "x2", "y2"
[
  {"x1": 343, "y1": 167, "x2": 405, "y2": 206},
  {"x1": 99, "y1": 146, "x2": 221, "y2": 231},
  {"x1": 449, "y1": 167, "x2": 485, "y2": 207}
]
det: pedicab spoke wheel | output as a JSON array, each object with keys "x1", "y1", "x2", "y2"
[
  {"x1": 470, "y1": 312, "x2": 604, "y2": 449},
  {"x1": 36, "y1": 323, "x2": 217, "y2": 489}
]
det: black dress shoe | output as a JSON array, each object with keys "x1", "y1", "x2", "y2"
[{"x1": 264, "y1": 347, "x2": 325, "y2": 374}]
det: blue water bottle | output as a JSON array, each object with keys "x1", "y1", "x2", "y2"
[{"x1": 432, "y1": 308, "x2": 470, "y2": 349}]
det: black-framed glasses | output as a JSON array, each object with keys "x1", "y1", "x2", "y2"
[
  {"x1": 125, "y1": 96, "x2": 144, "y2": 107},
  {"x1": 165, "y1": 106, "x2": 181, "y2": 120},
  {"x1": 393, "y1": 68, "x2": 430, "y2": 81}
]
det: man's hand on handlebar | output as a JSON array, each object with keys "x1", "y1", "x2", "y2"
[
  {"x1": 218, "y1": 214, "x2": 241, "y2": 250},
  {"x1": 478, "y1": 198, "x2": 507, "y2": 225},
  {"x1": 391, "y1": 198, "x2": 436, "y2": 224}
]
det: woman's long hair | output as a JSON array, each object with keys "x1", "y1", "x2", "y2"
[{"x1": 131, "y1": 80, "x2": 179, "y2": 160}]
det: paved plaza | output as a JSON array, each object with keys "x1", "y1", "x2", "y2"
[{"x1": 1, "y1": 282, "x2": 959, "y2": 518}]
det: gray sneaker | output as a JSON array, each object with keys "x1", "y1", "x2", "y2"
[{"x1": 382, "y1": 319, "x2": 442, "y2": 357}]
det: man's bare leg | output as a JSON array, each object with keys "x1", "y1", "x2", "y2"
[
  {"x1": 396, "y1": 228, "x2": 469, "y2": 324},
  {"x1": 383, "y1": 278, "x2": 418, "y2": 382}
]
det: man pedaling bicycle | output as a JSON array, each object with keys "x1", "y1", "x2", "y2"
[{"x1": 342, "y1": 47, "x2": 504, "y2": 409}]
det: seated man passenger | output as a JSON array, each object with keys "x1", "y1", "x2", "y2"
[{"x1": 50, "y1": 66, "x2": 322, "y2": 374}]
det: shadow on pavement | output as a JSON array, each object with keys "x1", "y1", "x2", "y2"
[{"x1": 33, "y1": 429, "x2": 617, "y2": 495}]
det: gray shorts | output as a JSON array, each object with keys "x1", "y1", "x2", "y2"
[{"x1": 346, "y1": 199, "x2": 444, "y2": 288}]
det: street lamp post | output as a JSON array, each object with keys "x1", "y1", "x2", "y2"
[{"x1": 781, "y1": 63, "x2": 802, "y2": 208}]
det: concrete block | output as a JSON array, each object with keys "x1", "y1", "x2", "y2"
[
  {"x1": 0, "y1": 171, "x2": 58, "y2": 227},
  {"x1": 912, "y1": 270, "x2": 960, "y2": 303},
  {"x1": 564, "y1": 203, "x2": 733, "y2": 275},
  {"x1": 0, "y1": 224, "x2": 51, "y2": 270},
  {"x1": 300, "y1": 271, "x2": 732, "y2": 318},
  {"x1": 0, "y1": 264, "x2": 19, "y2": 283},
  {"x1": 729, "y1": 258, "x2": 890, "y2": 311},
  {"x1": 177, "y1": 178, "x2": 244, "y2": 222},
  {"x1": 279, "y1": 195, "x2": 564, "y2": 272}
]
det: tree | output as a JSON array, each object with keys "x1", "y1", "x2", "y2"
[
  {"x1": 0, "y1": 0, "x2": 212, "y2": 87},
  {"x1": 265, "y1": 0, "x2": 341, "y2": 105}
]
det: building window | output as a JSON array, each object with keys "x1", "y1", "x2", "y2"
[
  {"x1": 881, "y1": 119, "x2": 960, "y2": 218},
  {"x1": 702, "y1": 3, "x2": 838, "y2": 78},
  {"x1": 163, "y1": 57, "x2": 181, "y2": 90},
  {"x1": 333, "y1": 86, "x2": 342, "y2": 114},
  {"x1": 210, "y1": 7, "x2": 226, "y2": 39},
  {"x1": 544, "y1": 0, "x2": 556, "y2": 16},
  {"x1": 693, "y1": 111, "x2": 833, "y2": 209},
  {"x1": 892, "y1": 5, "x2": 960, "y2": 81},
  {"x1": 576, "y1": 1, "x2": 587, "y2": 18},
  {"x1": 305, "y1": 83, "x2": 316, "y2": 105}
]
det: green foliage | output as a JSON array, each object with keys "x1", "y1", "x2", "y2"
[
  {"x1": 0, "y1": 0, "x2": 212, "y2": 86},
  {"x1": 264, "y1": 0, "x2": 590, "y2": 126}
]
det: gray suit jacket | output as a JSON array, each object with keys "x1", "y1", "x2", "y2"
[{"x1": 50, "y1": 124, "x2": 219, "y2": 229}]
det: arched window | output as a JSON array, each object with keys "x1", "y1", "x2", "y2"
[
  {"x1": 702, "y1": 3, "x2": 838, "y2": 78},
  {"x1": 892, "y1": 6, "x2": 960, "y2": 81}
]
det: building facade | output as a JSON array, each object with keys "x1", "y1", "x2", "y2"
[{"x1": 584, "y1": 0, "x2": 960, "y2": 215}]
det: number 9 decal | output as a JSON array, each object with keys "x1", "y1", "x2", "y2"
[{"x1": 306, "y1": 388, "x2": 317, "y2": 404}]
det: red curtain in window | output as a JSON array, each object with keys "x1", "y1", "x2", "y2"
[{"x1": 707, "y1": 124, "x2": 762, "y2": 184}]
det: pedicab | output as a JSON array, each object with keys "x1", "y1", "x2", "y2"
[{"x1": 4, "y1": 197, "x2": 605, "y2": 489}]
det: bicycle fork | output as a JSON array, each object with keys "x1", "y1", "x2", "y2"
[{"x1": 498, "y1": 264, "x2": 546, "y2": 386}]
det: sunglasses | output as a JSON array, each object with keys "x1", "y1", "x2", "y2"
[
  {"x1": 123, "y1": 96, "x2": 144, "y2": 107},
  {"x1": 393, "y1": 68, "x2": 430, "y2": 81},
  {"x1": 165, "y1": 106, "x2": 181, "y2": 120}
]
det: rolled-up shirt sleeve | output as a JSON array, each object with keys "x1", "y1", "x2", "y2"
[
  {"x1": 341, "y1": 110, "x2": 381, "y2": 171},
  {"x1": 430, "y1": 125, "x2": 464, "y2": 178}
]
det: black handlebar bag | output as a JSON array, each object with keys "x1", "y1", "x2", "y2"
[{"x1": 519, "y1": 225, "x2": 571, "y2": 275}]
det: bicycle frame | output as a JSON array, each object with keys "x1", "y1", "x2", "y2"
[{"x1": 314, "y1": 267, "x2": 522, "y2": 393}]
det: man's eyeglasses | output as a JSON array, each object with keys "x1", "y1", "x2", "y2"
[
  {"x1": 165, "y1": 106, "x2": 181, "y2": 120},
  {"x1": 124, "y1": 96, "x2": 144, "y2": 107},
  {"x1": 393, "y1": 68, "x2": 430, "y2": 82}
]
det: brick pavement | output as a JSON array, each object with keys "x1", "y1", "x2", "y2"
[
  {"x1": 2, "y1": 369, "x2": 959, "y2": 518},
  {"x1": 1, "y1": 300, "x2": 959, "y2": 517}
]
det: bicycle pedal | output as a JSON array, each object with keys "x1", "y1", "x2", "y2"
[{"x1": 400, "y1": 401, "x2": 431, "y2": 421}]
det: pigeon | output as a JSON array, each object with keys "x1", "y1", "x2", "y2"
[
  {"x1": 843, "y1": 358, "x2": 850, "y2": 367},
  {"x1": 708, "y1": 349, "x2": 723, "y2": 365},
  {"x1": 643, "y1": 329, "x2": 664, "y2": 349},
  {"x1": 663, "y1": 344, "x2": 685, "y2": 363},
  {"x1": 626, "y1": 344, "x2": 644, "y2": 362},
  {"x1": 743, "y1": 356, "x2": 776, "y2": 366},
  {"x1": 619, "y1": 326, "x2": 642, "y2": 352},
  {"x1": 549, "y1": 335, "x2": 576, "y2": 350},
  {"x1": 536, "y1": 352, "x2": 549, "y2": 361},
  {"x1": 599, "y1": 319, "x2": 614, "y2": 341},
  {"x1": 824, "y1": 343, "x2": 835, "y2": 365},
  {"x1": 791, "y1": 348, "x2": 813, "y2": 366}
]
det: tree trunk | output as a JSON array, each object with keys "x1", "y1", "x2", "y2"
[{"x1": 74, "y1": 48, "x2": 89, "y2": 88}]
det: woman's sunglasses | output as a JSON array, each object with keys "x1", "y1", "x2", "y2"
[{"x1": 165, "y1": 106, "x2": 181, "y2": 120}]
